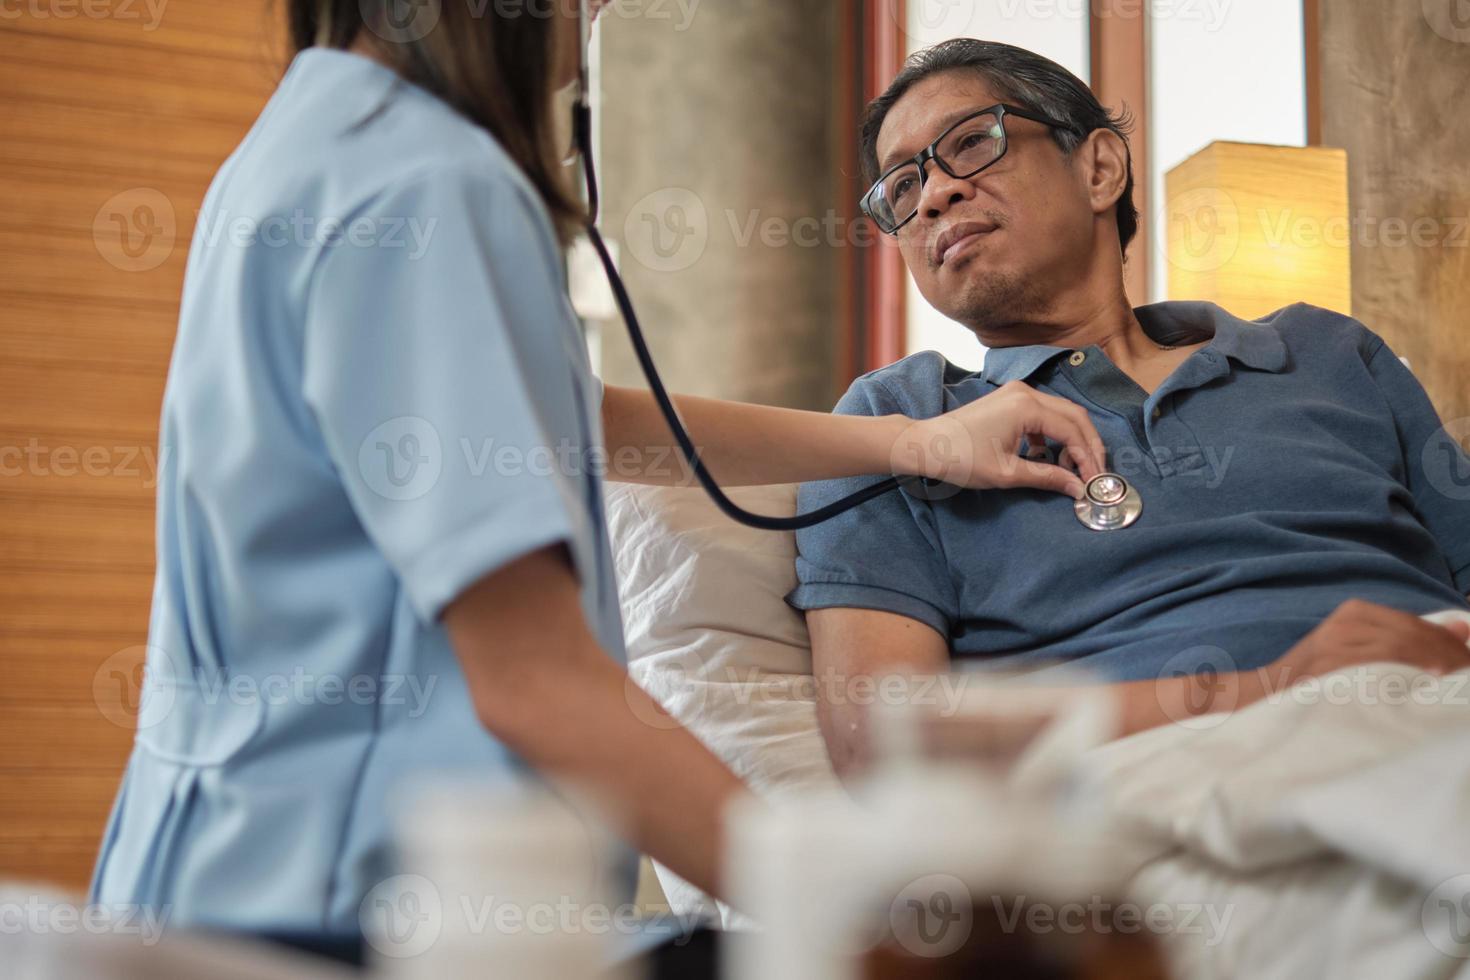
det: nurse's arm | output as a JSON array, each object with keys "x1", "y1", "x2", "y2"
[
  {"x1": 601, "y1": 383, "x2": 1105, "y2": 493},
  {"x1": 443, "y1": 543, "x2": 754, "y2": 902},
  {"x1": 602, "y1": 383, "x2": 911, "y2": 487}
]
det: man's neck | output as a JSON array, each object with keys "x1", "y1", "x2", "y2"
[
  {"x1": 974, "y1": 293, "x2": 1206, "y2": 396},
  {"x1": 974, "y1": 291, "x2": 1148, "y2": 356}
]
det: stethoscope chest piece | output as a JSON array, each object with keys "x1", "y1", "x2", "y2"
[{"x1": 1075, "y1": 473, "x2": 1143, "y2": 531}]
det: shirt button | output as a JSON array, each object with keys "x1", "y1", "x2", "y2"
[
  {"x1": 1069, "y1": 351, "x2": 1087, "y2": 367},
  {"x1": 1152, "y1": 406, "x2": 1162, "y2": 421}
]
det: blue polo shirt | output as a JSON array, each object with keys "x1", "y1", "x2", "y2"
[{"x1": 787, "y1": 302, "x2": 1470, "y2": 680}]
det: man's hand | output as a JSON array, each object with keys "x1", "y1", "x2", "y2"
[
  {"x1": 1249, "y1": 600, "x2": 1470, "y2": 699},
  {"x1": 1079, "y1": 600, "x2": 1470, "y2": 738}
]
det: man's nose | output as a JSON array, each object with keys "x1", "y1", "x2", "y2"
[{"x1": 918, "y1": 164, "x2": 978, "y2": 221}]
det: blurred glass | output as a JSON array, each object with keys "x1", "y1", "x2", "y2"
[{"x1": 864, "y1": 663, "x2": 1119, "y2": 805}]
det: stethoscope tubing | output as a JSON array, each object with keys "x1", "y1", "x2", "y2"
[{"x1": 573, "y1": 97, "x2": 912, "y2": 532}]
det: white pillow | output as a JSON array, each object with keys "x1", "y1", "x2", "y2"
[{"x1": 603, "y1": 482, "x2": 839, "y2": 925}]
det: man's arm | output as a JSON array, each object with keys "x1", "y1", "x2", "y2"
[
  {"x1": 807, "y1": 601, "x2": 1470, "y2": 776},
  {"x1": 444, "y1": 545, "x2": 753, "y2": 900},
  {"x1": 806, "y1": 608, "x2": 950, "y2": 781},
  {"x1": 807, "y1": 607, "x2": 1230, "y2": 778}
]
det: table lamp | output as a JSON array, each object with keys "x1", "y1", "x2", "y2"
[{"x1": 1164, "y1": 141, "x2": 1351, "y2": 319}]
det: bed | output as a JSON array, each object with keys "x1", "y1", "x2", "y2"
[{"x1": 605, "y1": 481, "x2": 1470, "y2": 979}]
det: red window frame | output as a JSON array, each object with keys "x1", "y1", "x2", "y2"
[{"x1": 835, "y1": 0, "x2": 909, "y2": 385}]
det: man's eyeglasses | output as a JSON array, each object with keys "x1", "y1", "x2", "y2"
[{"x1": 861, "y1": 104, "x2": 1078, "y2": 235}]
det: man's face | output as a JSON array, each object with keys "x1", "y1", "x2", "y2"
[{"x1": 874, "y1": 71, "x2": 1098, "y2": 335}]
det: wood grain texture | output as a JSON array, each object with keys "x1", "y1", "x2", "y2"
[
  {"x1": 1090, "y1": 0, "x2": 1150, "y2": 305},
  {"x1": 1319, "y1": 1, "x2": 1470, "y2": 425},
  {"x1": 0, "y1": 1, "x2": 284, "y2": 892},
  {"x1": 862, "y1": 0, "x2": 907, "y2": 372},
  {"x1": 1304, "y1": 0, "x2": 1322, "y2": 146}
]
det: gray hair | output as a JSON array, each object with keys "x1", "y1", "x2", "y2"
[{"x1": 860, "y1": 38, "x2": 1138, "y2": 252}]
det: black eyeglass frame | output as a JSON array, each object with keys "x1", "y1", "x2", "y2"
[{"x1": 861, "y1": 103, "x2": 1080, "y2": 235}]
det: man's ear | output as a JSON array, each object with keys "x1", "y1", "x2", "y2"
[{"x1": 1081, "y1": 128, "x2": 1130, "y2": 218}]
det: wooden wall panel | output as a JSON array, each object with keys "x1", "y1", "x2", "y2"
[
  {"x1": 1, "y1": 293, "x2": 177, "y2": 367},
  {"x1": 5, "y1": 0, "x2": 283, "y2": 60},
  {"x1": 0, "y1": 569, "x2": 155, "y2": 636},
  {"x1": 0, "y1": 1, "x2": 285, "y2": 892},
  {"x1": 1318, "y1": 2, "x2": 1470, "y2": 425}
]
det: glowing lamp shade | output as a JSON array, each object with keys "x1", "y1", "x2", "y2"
[{"x1": 1164, "y1": 142, "x2": 1351, "y2": 319}]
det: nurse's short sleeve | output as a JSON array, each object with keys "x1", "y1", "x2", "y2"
[
  {"x1": 302, "y1": 166, "x2": 593, "y2": 622},
  {"x1": 785, "y1": 377, "x2": 959, "y2": 638},
  {"x1": 1364, "y1": 338, "x2": 1470, "y2": 592}
]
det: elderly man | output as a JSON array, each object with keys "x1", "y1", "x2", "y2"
[{"x1": 788, "y1": 39, "x2": 1470, "y2": 776}]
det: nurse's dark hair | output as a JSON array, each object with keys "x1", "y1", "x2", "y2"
[
  {"x1": 288, "y1": 0, "x2": 584, "y2": 244},
  {"x1": 861, "y1": 38, "x2": 1139, "y2": 253}
]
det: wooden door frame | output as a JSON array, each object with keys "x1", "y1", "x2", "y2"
[
  {"x1": 1090, "y1": 0, "x2": 1150, "y2": 303},
  {"x1": 836, "y1": 0, "x2": 908, "y2": 381},
  {"x1": 1304, "y1": 0, "x2": 1322, "y2": 144}
]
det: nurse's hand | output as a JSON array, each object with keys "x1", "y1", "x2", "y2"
[{"x1": 892, "y1": 381, "x2": 1107, "y2": 499}]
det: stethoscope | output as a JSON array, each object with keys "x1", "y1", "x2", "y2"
[{"x1": 570, "y1": 3, "x2": 1139, "y2": 533}]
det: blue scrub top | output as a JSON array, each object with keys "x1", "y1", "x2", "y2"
[
  {"x1": 789, "y1": 302, "x2": 1470, "y2": 681},
  {"x1": 91, "y1": 48, "x2": 628, "y2": 932}
]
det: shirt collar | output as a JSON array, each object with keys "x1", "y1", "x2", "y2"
[
  {"x1": 978, "y1": 301, "x2": 1289, "y2": 385},
  {"x1": 979, "y1": 345, "x2": 1072, "y2": 386}
]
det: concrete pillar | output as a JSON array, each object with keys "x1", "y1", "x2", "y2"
[
  {"x1": 1319, "y1": 1, "x2": 1470, "y2": 426},
  {"x1": 595, "y1": 1, "x2": 843, "y2": 411}
]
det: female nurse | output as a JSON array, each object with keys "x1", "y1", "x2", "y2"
[{"x1": 89, "y1": 0, "x2": 1107, "y2": 933}]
